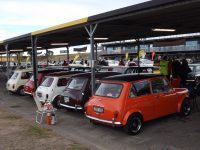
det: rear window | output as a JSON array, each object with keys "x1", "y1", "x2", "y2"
[
  {"x1": 67, "y1": 78, "x2": 86, "y2": 90},
  {"x1": 41, "y1": 77, "x2": 54, "y2": 87},
  {"x1": 95, "y1": 83, "x2": 123, "y2": 98},
  {"x1": 11, "y1": 72, "x2": 19, "y2": 79}
]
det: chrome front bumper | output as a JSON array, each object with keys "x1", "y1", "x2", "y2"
[
  {"x1": 85, "y1": 114, "x2": 122, "y2": 125},
  {"x1": 60, "y1": 103, "x2": 83, "y2": 110},
  {"x1": 24, "y1": 91, "x2": 32, "y2": 95}
]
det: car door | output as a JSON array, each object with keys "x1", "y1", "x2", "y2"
[
  {"x1": 53, "y1": 77, "x2": 69, "y2": 99},
  {"x1": 151, "y1": 77, "x2": 177, "y2": 118},
  {"x1": 127, "y1": 80, "x2": 156, "y2": 121}
]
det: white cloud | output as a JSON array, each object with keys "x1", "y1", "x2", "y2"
[{"x1": 0, "y1": 0, "x2": 149, "y2": 40}]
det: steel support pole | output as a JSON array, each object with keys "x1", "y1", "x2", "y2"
[
  {"x1": 5, "y1": 44, "x2": 10, "y2": 80},
  {"x1": 85, "y1": 24, "x2": 98, "y2": 95},
  {"x1": 31, "y1": 36, "x2": 38, "y2": 90},
  {"x1": 66, "y1": 46, "x2": 69, "y2": 63},
  {"x1": 95, "y1": 43, "x2": 98, "y2": 61},
  {"x1": 18, "y1": 52, "x2": 20, "y2": 66},
  {"x1": 46, "y1": 49, "x2": 49, "y2": 66},
  {"x1": 137, "y1": 39, "x2": 140, "y2": 68}
]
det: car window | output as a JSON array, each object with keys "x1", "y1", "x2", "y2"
[
  {"x1": 151, "y1": 78, "x2": 170, "y2": 93},
  {"x1": 196, "y1": 66, "x2": 200, "y2": 72},
  {"x1": 95, "y1": 83, "x2": 123, "y2": 98},
  {"x1": 67, "y1": 78, "x2": 86, "y2": 90},
  {"x1": 41, "y1": 77, "x2": 54, "y2": 87},
  {"x1": 11, "y1": 72, "x2": 19, "y2": 79},
  {"x1": 129, "y1": 85, "x2": 137, "y2": 98},
  {"x1": 21, "y1": 72, "x2": 31, "y2": 79},
  {"x1": 126, "y1": 68, "x2": 136, "y2": 74},
  {"x1": 57, "y1": 78, "x2": 68, "y2": 87},
  {"x1": 133, "y1": 80, "x2": 151, "y2": 96}
]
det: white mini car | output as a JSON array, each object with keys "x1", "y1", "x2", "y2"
[
  {"x1": 6, "y1": 69, "x2": 32, "y2": 95},
  {"x1": 35, "y1": 73, "x2": 79, "y2": 105}
]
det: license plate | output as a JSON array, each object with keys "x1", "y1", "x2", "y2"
[
  {"x1": 93, "y1": 106, "x2": 104, "y2": 113},
  {"x1": 64, "y1": 97, "x2": 69, "y2": 103}
]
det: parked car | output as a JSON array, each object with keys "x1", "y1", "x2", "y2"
[
  {"x1": 24, "y1": 69, "x2": 72, "y2": 95},
  {"x1": 188, "y1": 64, "x2": 200, "y2": 84},
  {"x1": 99, "y1": 66, "x2": 160, "y2": 74},
  {"x1": 57, "y1": 72, "x2": 121, "y2": 110},
  {"x1": 6, "y1": 69, "x2": 32, "y2": 95},
  {"x1": 35, "y1": 71, "x2": 83, "y2": 104},
  {"x1": 85, "y1": 74, "x2": 190, "y2": 135}
]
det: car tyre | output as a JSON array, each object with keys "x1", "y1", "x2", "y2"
[
  {"x1": 17, "y1": 86, "x2": 25, "y2": 96},
  {"x1": 90, "y1": 119, "x2": 99, "y2": 125},
  {"x1": 124, "y1": 114, "x2": 143, "y2": 135},
  {"x1": 52, "y1": 98, "x2": 61, "y2": 109},
  {"x1": 180, "y1": 99, "x2": 191, "y2": 116}
]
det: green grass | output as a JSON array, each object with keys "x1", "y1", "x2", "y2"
[
  {"x1": 25, "y1": 125, "x2": 51, "y2": 138},
  {"x1": 2, "y1": 115, "x2": 22, "y2": 120}
]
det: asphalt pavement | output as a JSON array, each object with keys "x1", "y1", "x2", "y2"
[{"x1": 0, "y1": 73, "x2": 200, "y2": 150}]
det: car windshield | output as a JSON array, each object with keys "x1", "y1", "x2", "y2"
[
  {"x1": 95, "y1": 83, "x2": 123, "y2": 98},
  {"x1": 41, "y1": 77, "x2": 54, "y2": 87},
  {"x1": 189, "y1": 66, "x2": 195, "y2": 72},
  {"x1": 67, "y1": 78, "x2": 86, "y2": 90},
  {"x1": 11, "y1": 72, "x2": 19, "y2": 79}
]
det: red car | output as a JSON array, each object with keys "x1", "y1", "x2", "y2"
[{"x1": 85, "y1": 74, "x2": 190, "y2": 135}]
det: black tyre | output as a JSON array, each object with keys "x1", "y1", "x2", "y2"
[
  {"x1": 17, "y1": 86, "x2": 25, "y2": 96},
  {"x1": 90, "y1": 119, "x2": 99, "y2": 125},
  {"x1": 180, "y1": 99, "x2": 191, "y2": 116},
  {"x1": 52, "y1": 98, "x2": 61, "y2": 109},
  {"x1": 124, "y1": 114, "x2": 143, "y2": 135}
]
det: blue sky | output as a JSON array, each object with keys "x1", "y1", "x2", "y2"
[{"x1": 0, "y1": 0, "x2": 149, "y2": 41}]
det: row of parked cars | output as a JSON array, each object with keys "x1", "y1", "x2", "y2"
[{"x1": 5, "y1": 65, "x2": 194, "y2": 135}]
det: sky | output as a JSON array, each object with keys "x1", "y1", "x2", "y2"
[
  {"x1": 0, "y1": 0, "x2": 150, "y2": 41},
  {"x1": 0, "y1": 0, "x2": 149, "y2": 55}
]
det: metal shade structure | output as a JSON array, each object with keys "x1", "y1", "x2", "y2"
[
  {"x1": 0, "y1": 0, "x2": 200, "y2": 93},
  {"x1": 0, "y1": 0, "x2": 200, "y2": 51}
]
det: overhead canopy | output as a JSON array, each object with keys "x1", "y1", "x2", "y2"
[{"x1": 0, "y1": 0, "x2": 200, "y2": 53}]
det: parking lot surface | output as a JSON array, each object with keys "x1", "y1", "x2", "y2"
[{"x1": 0, "y1": 74, "x2": 200, "y2": 150}]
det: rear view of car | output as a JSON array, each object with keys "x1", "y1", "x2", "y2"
[
  {"x1": 85, "y1": 74, "x2": 190, "y2": 135},
  {"x1": 57, "y1": 72, "x2": 121, "y2": 110}
]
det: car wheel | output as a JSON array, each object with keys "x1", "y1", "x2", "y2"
[
  {"x1": 17, "y1": 86, "x2": 25, "y2": 96},
  {"x1": 124, "y1": 114, "x2": 143, "y2": 135},
  {"x1": 180, "y1": 99, "x2": 191, "y2": 116},
  {"x1": 52, "y1": 98, "x2": 61, "y2": 109}
]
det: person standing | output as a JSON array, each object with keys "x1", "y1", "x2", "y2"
[
  {"x1": 180, "y1": 59, "x2": 191, "y2": 86},
  {"x1": 160, "y1": 56, "x2": 169, "y2": 79},
  {"x1": 119, "y1": 58, "x2": 125, "y2": 66}
]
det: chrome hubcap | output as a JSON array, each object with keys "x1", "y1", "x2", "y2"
[{"x1": 131, "y1": 118, "x2": 141, "y2": 133}]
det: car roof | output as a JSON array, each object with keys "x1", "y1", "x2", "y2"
[
  {"x1": 102, "y1": 74, "x2": 161, "y2": 82},
  {"x1": 45, "y1": 71, "x2": 84, "y2": 77},
  {"x1": 71, "y1": 71, "x2": 121, "y2": 79}
]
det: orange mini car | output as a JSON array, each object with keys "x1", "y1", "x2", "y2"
[{"x1": 85, "y1": 74, "x2": 190, "y2": 135}]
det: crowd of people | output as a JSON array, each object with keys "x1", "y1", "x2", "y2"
[{"x1": 50, "y1": 55, "x2": 192, "y2": 88}]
